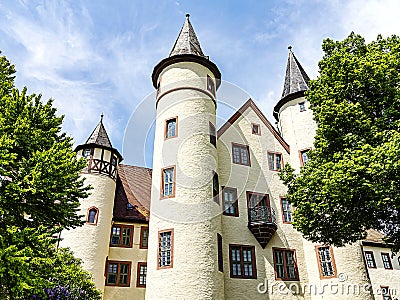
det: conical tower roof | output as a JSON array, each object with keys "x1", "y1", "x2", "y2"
[
  {"x1": 75, "y1": 114, "x2": 123, "y2": 161},
  {"x1": 281, "y1": 46, "x2": 310, "y2": 99},
  {"x1": 273, "y1": 47, "x2": 310, "y2": 120},
  {"x1": 169, "y1": 14, "x2": 205, "y2": 57},
  {"x1": 85, "y1": 114, "x2": 112, "y2": 148},
  {"x1": 152, "y1": 14, "x2": 221, "y2": 89}
]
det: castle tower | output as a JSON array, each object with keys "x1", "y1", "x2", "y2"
[
  {"x1": 273, "y1": 47, "x2": 316, "y2": 170},
  {"x1": 59, "y1": 115, "x2": 122, "y2": 292},
  {"x1": 145, "y1": 15, "x2": 224, "y2": 299}
]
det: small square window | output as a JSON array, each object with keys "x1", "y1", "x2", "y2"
[
  {"x1": 229, "y1": 245, "x2": 256, "y2": 279},
  {"x1": 83, "y1": 149, "x2": 91, "y2": 158},
  {"x1": 268, "y1": 152, "x2": 283, "y2": 171},
  {"x1": 140, "y1": 227, "x2": 149, "y2": 249},
  {"x1": 165, "y1": 117, "x2": 177, "y2": 139},
  {"x1": 273, "y1": 248, "x2": 299, "y2": 280},
  {"x1": 136, "y1": 262, "x2": 147, "y2": 288},
  {"x1": 207, "y1": 75, "x2": 215, "y2": 96},
  {"x1": 381, "y1": 253, "x2": 393, "y2": 270},
  {"x1": 364, "y1": 251, "x2": 376, "y2": 268},
  {"x1": 281, "y1": 198, "x2": 293, "y2": 223},
  {"x1": 213, "y1": 172, "x2": 219, "y2": 204},
  {"x1": 232, "y1": 143, "x2": 250, "y2": 166},
  {"x1": 222, "y1": 187, "x2": 238, "y2": 217},
  {"x1": 252, "y1": 123, "x2": 260, "y2": 135},
  {"x1": 106, "y1": 261, "x2": 131, "y2": 286},
  {"x1": 299, "y1": 102, "x2": 306, "y2": 112},
  {"x1": 158, "y1": 230, "x2": 173, "y2": 269},
  {"x1": 299, "y1": 149, "x2": 310, "y2": 166},
  {"x1": 209, "y1": 122, "x2": 217, "y2": 147},
  {"x1": 110, "y1": 225, "x2": 134, "y2": 247},
  {"x1": 316, "y1": 246, "x2": 337, "y2": 279},
  {"x1": 162, "y1": 166, "x2": 175, "y2": 198}
]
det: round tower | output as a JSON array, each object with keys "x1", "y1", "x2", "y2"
[
  {"x1": 59, "y1": 115, "x2": 122, "y2": 292},
  {"x1": 273, "y1": 46, "x2": 316, "y2": 171},
  {"x1": 145, "y1": 14, "x2": 224, "y2": 299}
]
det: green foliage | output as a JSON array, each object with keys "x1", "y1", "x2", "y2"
[
  {"x1": 0, "y1": 52, "x2": 99, "y2": 298},
  {"x1": 280, "y1": 33, "x2": 400, "y2": 252}
]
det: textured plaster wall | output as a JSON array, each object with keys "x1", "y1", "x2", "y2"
[
  {"x1": 363, "y1": 245, "x2": 400, "y2": 299},
  {"x1": 277, "y1": 97, "x2": 317, "y2": 172},
  {"x1": 146, "y1": 61, "x2": 224, "y2": 300},
  {"x1": 59, "y1": 172, "x2": 116, "y2": 293},
  {"x1": 103, "y1": 222, "x2": 148, "y2": 300},
  {"x1": 218, "y1": 106, "x2": 310, "y2": 299}
]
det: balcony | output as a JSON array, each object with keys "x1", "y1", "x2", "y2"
[{"x1": 248, "y1": 206, "x2": 277, "y2": 248}]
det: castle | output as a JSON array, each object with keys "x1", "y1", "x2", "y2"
[{"x1": 59, "y1": 15, "x2": 400, "y2": 299}]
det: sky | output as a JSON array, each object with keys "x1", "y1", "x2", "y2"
[{"x1": 1, "y1": 0, "x2": 400, "y2": 167}]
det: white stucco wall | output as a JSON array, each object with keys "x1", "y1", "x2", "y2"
[
  {"x1": 59, "y1": 172, "x2": 116, "y2": 293},
  {"x1": 146, "y1": 61, "x2": 224, "y2": 300}
]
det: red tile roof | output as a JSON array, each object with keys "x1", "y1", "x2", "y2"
[{"x1": 113, "y1": 164, "x2": 152, "y2": 223}]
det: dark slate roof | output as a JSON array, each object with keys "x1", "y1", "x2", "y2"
[
  {"x1": 85, "y1": 115, "x2": 112, "y2": 148},
  {"x1": 281, "y1": 47, "x2": 310, "y2": 99},
  {"x1": 169, "y1": 14, "x2": 205, "y2": 57},
  {"x1": 113, "y1": 164, "x2": 152, "y2": 222}
]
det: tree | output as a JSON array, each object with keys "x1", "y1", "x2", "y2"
[
  {"x1": 0, "y1": 51, "x2": 100, "y2": 299},
  {"x1": 280, "y1": 33, "x2": 400, "y2": 252}
]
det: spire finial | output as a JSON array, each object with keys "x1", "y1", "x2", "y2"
[
  {"x1": 186, "y1": 13, "x2": 190, "y2": 19},
  {"x1": 100, "y1": 113, "x2": 104, "y2": 122},
  {"x1": 288, "y1": 45, "x2": 292, "y2": 51}
]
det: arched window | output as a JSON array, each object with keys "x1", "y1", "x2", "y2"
[{"x1": 87, "y1": 207, "x2": 99, "y2": 225}]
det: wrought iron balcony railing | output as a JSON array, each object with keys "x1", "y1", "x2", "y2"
[{"x1": 249, "y1": 206, "x2": 276, "y2": 225}]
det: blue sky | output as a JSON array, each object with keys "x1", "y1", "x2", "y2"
[{"x1": 1, "y1": 0, "x2": 399, "y2": 167}]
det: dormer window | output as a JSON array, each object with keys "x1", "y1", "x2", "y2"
[
  {"x1": 83, "y1": 149, "x2": 91, "y2": 158},
  {"x1": 127, "y1": 203, "x2": 134, "y2": 210}
]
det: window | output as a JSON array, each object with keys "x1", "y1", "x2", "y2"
[
  {"x1": 232, "y1": 143, "x2": 250, "y2": 166},
  {"x1": 165, "y1": 117, "x2": 177, "y2": 139},
  {"x1": 252, "y1": 123, "x2": 261, "y2": 135},
  {"x1": 273, "y1": 248, "x2": 299, "y2": 280},
  {"x1": 381, "y1": 286, "x2": 392, "y2": 300},
  {"x1": 127, "y1": 203, "x2": 134, "y2": 210},
  {"x1": 86, "y1": 207, "x2": 98, "y2": 225},
  {"x1": 83, "y1": 149, "x2": 91, "y2": 158},
  {"x1": 247, "y1": 192, "x2": 273, "y2": 223},
  {"x1": 136, "y1": 262, "x2": 147, "y2": 288},
  {"x1": 316, "y1": 246, "x2": 337, "y2": 279},
  {"x1": 381, "y1": 253, "x2": 393, "y2": 269},
  {"x1": 111, "y1": 156, "x2": 117, "y2": 167},
  {"x1": 213, "y1": 172, "x2": 219, "y2": 204},
  {"x1": 207, "y1": 75, "x2": 215, "y2": 96},
  {"x1": 222, "y1": 187, "x2": 238, "y2": 217},
  {"x1": 229, "y1": 245, "x2": 256, "y2": 279},
  {"x1": 217, "y1": 233, "x2": 223, "y2": 272},
  {"x1": 281, "y1": 198, "x2": 293, "y2": 223},
  {"x1": 299, "y1": 149, "x2": 310, "y2": 166},
  {"x1": 268, "y1": 152, "x2": 283, "y2": 171},
  {"x1": 299, "y1": 102, "x2": 306, "y2": 112},
  {"x1": 158, "y1": 229, "x2": 173, "y2": 269},
  {"x1": 110, "y1": 225, "x2": 133, "y2": 247},
  {"x1": 364, "y1": 251, "x2": 376, "y2": 268},
  {"x1": 162, "y1": 166, "x2": 175, "y2": 198},
  {"x1": 140, "y1": 227, "x2": 149, "y2": 249},
  {"x1": 209, "y1": 122, "x2": 216, "y2": 147},
  {"x1": 105, "y1": 261, "x2": 131, "y2": 287}
]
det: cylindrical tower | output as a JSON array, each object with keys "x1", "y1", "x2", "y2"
[
  {"x1": 145, "y1": 15, "x2": 224, "y2": 299},
  {"x1": 59, "y1": 115, "x2": 122, "y2": 292},
  {"x1": 273, "y1": 47, "x2": 317, "y2": 171}
]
